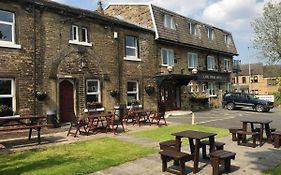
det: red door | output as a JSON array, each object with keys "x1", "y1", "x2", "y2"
[
  {"x1": 59, "y1": 80, "x2": 74, "y2": 123},
  {"x1": 161, "y1": 82, "x2": 178, "y2": 111}
]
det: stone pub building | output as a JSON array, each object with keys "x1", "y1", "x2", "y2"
[{"x1": 0, "y1": 0, "x2": 237, "y2": 123}]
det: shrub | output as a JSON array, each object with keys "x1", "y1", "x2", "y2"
[{"x1": 273, "y1": 92, "x2": 281, "y2": 107}]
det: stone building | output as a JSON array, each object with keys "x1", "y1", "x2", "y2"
[
  {"x1": 233, "y1": 63, "x2": 281, "y2": 94},
  {"x1": 0, "y1": 0, "x2": 237, "y2": 123},
  {"x1": 0, "y1": 0, "x2": 157, "y2": 122},
  {"x1": 105, "y1": 4, "x2": 238, "y2": 110}
]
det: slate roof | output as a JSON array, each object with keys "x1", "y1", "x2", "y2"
[
  {"x1": 150, "y1": 5, "x2": 237, "y2": 56},
  {"x1": 16, "y1": 0, "x2": 154, "y2": 33},
  {"x1": 105, "y1": 4, "x2": 238, "y2": 56}
]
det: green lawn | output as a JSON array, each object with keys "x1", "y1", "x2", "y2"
[
  {"x1": 0, "y1": 137, "x2": 157, "y2": 175},
  {"x1": 130, "y1": 124, "x2": 229, "y2": 142},
  {"x1": 263, "y1": 163, "x2": 281, "y2": 175}
]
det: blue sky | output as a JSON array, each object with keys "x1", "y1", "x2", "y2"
[{"x1": 52, "y1": 0, "x2": 276, "y2": 64}]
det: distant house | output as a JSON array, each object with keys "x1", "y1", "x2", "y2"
[
  {"x1": 105, "y1": 3, "x2": 238, "y2": 110},
  {"x1": 233, "y1": 63, "x2": 281, "y2": 94}
]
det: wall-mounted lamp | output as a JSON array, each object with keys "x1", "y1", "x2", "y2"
[
  {"x1": 114, "y1": 32, "x2": 118, "y2": 39},
  {"x1": 167, "y1": 66, "x2": 173, "y2": 73},
  {"x1": 192, "y1": 68, "x2": 198, "y2": 75}
]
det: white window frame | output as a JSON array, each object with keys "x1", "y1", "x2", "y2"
[
  {"x1": 0, "y1": 10, "x2": 21, "y2": 49},
  {"x1": 81, "y1": 27, "x2": 88, "y2": 43},
  {"x1": 224, "y1": 59, "x2": 231, "y2": 72},
  {"x1": 124, "y1": 35, "x2": 140, "y2": 61},
  {"x1": 224, "y1": 34, "x2": 232, "y2": 45},
  {"x1": 127, "y1": 80, "x2": 139, "y2": 102},
  {"x1": 69, "y1": 25, "x2": 92, "y2": 47},
  {"x1": 189, "y1": 22, "x2": 197, "y2": 35},
  {"x1": 208, "y1": 82, "x2": 216, "y2": 97},
  {"x1": 207, "y1": 56, "x2": 216, "y2": 70},
  {"x1": 71, "y1": 25, "x2": 79, "y2": 41},
  {"x1": 86, "y1": 79, "x2": 101, "y2": 103},
  {"x1": 207, "y1": 27, "x2": 214, "y2": 40},
  {"x1": 187, "y1": 52, "x2": 198, "y2": 69},
  {"x1": 0, "y1": 78, "x2": 15, "y2": 111},
  {"x1": 161, "y1": 48, "x2": 174, "y2": 66},
  {"x1": 225, "y1": 83, "x2": 231, "y2": 93},
  {"x1": 164, "y1": 14, "x2": 176, "y2": 29},
  {"x1": 201, "y1": 83, "x2": 207, "y2": 92}
]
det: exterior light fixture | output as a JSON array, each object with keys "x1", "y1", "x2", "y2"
[
  {"x1": 192, "y1": 68, "x2": 198, "y2": 74},
  {"x1": 167, "y1": 66, "x2": 173, "y2": 73}
]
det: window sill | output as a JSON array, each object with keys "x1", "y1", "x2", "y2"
[
  {"x1": 84, "y1": 107, "x2": 105, "y2": 113},
  {"x1": 69, "y1": 40, "x2": 92, "y2": 47},
  {"x1": 124, "y1": 57, "x2": 142, "y2": 62},
  {"x1": 208, "y1": 95, "x2": 217, "y2": 98},
  {"x1": 0, "y1": 42, "x2": 21, "y2": 49}
]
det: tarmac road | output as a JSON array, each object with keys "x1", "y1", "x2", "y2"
[{"x1": 166, "y1": 107, "x2": 281, "y2": 130}]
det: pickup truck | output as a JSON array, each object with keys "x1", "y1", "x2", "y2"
[{"x1": 222, "y1": 92, "x2": 274, "y2": 112}]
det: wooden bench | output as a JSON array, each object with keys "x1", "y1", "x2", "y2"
[
  {"x1": 237, "y1": 130, "x2": 259, "y2": 148},
  {"x1": 272, "y1": 131, "x2": 281, "y2": 148},
  {"x1": 254, "y1": 127, "x2": 276, "y2": 133},
  {"x1": 0, "y1": 124, "x2": 51, "y2": 144},
  {"x1": 159, "y1": 150, "x2": 192, "y2": 175},
  {"x1": 229, "y1": 128, "x2": 242, "y2": 141},
  {"x1": 200, "y1": 140, "x2": 225, "y2": 159},
  {"x1": 210, "y1": 150, "x2": 236, "y2": 175},
  {"x1": 159, "y1": 140, "x2": 178, "y2": 151}
]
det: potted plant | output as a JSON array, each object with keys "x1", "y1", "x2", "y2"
[
  {"x1": 0, "y1": 105, "x2": 13, "y2": 117},
  {"x1": 35, "y1": 91, "x2": 47, "y2": 101},
  {"x1": 145, "y1": 85, "x2": 155, "y2": 96},
  {"x1": 110, "y1": 89, "x2": 119, "y2": 98}
]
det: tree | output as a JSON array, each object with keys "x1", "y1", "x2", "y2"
[{"x1": 252, "y1": 2, "x2": 281, "y2": 63}]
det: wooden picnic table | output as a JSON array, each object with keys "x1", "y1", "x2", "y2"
[
  {"x1": 172, "y1": 130, "x2": 217, "y2": 174},
  {"x1": 0, "y1": 115, "x2": 49, "y2": 144},
  {"x1": 128, "y1": 109, "x2": 153, "y2": 126},
  {"x1": 240, "y1": 119, "x2": 272, "y2": 146},
  {"x1": 87, "y1": 113, "x2": 113, "y2": 134}
]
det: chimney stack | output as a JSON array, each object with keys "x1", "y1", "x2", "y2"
[{"x1": 97, "y1": 1, "x2": 104, "y2": 15}]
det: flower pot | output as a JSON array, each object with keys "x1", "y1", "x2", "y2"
[{"x1": 145, "y1": 86, "x2": 155, "y2": 96}]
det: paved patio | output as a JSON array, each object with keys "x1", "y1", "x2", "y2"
[{"x1": 0, "y1": 118, "x2": 280, "y2": 175}]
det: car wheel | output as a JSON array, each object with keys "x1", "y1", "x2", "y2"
[
  {"x1": 255, "y1": 104, "x2": 264, "y2": 112},
  {"x1": 227, "y1": 103, "x2": 235, "y2": 110}
]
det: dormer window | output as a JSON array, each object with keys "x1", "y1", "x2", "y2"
[
  {"x1": 0, "y1": 10, "x2": 21, "y2": 49},
  {"x1": 224, "y1": 34, "x2": 232, "y2": 45},
  {"x1": 164, "y1": 14, "x2": 176, "y2": 29},
  {"x1": 69, "y1": 25, "x2": 92, "y2": 47},
  {"x1": 207, "y1": 27, "x2": 214, "y2": 40},
  {"x1": 189, "y1": 22, "x2": 197, "y2": 35}
]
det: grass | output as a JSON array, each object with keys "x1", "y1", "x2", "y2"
[
  {"x1": 0, "y1": 137, "x2": 157, "y2": 175},
  {"x1": 130, "y1": 124, "x2": 229, "y2": 143},
  {"x1": 263, "y1": 163, "x2": 281, "y2": 175}
]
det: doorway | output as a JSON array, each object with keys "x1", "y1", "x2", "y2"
[
  {"x1": 160, "y1": 81, "x2": 180, "y2": 111},
  {"x1": 59, "y1": 80, "x2": 74, "y2": 123}
]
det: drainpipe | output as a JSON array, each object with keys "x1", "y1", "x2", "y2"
[{"x1": 32, "y1": 4, "x2": 37, "y2": 115}]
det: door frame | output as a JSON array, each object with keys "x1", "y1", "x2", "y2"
[{"x1": 57, "y1": 79, "x2": 77, "y2": 122}]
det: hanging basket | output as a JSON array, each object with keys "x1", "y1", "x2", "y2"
[
  {"x1": 145, "y1": 85, "x2": 155, "y2": 96},
  {"x1": 35, "y1": 91, "x2": 47, "y2": 101},
  {"x1": 110, "y1": 90, "x2": 119, "y2": 98}
]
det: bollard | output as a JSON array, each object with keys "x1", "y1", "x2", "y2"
[{"x1": 191, "y1": 112, "x2": 195, "y2": 125}]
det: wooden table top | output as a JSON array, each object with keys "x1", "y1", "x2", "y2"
[
  {"x1": 241, "y1": 119, "x2": 272, "y2": 124},
  {"x1": 172, "y1": 130, "x2": 217, "y2": 139}
]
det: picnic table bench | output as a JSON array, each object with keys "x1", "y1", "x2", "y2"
[{"x1": 0, "y1": 115, "x2": 50, "y2": 144}]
